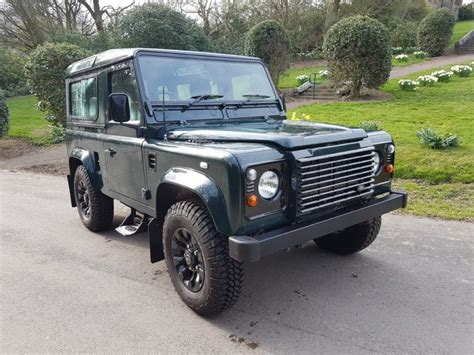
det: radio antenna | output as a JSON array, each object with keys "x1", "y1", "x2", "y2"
[{"x1": 162, "y1": 86, "x2": 167, "y2": 141}]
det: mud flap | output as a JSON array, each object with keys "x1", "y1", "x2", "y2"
[
  {"x1": 67, "y1": 174, "x2": 76, "y2": 207},
  {"x1": 148, "y1": 218, "x2": 164, "y2": 263}
]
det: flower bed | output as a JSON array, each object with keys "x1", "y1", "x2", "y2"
[
  {"x1": 431, "y1": 70, "x2": 454, "y2": 83},
  {"x1": 417, "y1": 75, "x2": 438, "y2": 87},
  {"x1": 414, "y1": 51, "x2": 428, "y2": 58},
  {"x1": 296, "y1": 74, "x2": 310, "y2": 85},
  {"x1": 319, "y1": 70, "x2": 330, "y2": 80},
  {"x1": 450, "y1": 65, "x2": 472, "y2": 78},
  {"x1": 398, "y1": 79, "x2": 418, "y2": 91},
  {"x1": 395, "y1": 54, "x2": 409, "y2": 62}
]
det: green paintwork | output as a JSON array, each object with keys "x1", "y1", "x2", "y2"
[{"x1": 66, "y1": 48, "x2": 396, "y2": 238}]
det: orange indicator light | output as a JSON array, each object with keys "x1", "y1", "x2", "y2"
[
  {"x1": 384, "y1": 164, "x2": 394, "y2": 174},
  {"x1": 246, "y1": 194, "x2": 258, "y2": 207}
]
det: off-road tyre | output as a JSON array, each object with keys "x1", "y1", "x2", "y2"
[
  {"x1": 73, "y1": 165, "x2": 114, "y2": 232},
  {"x1": 314, "y1": 217, "x2": 382, "y2": 254},
  {"x1": 163, "y1": 200, "x2": 244, "y2": 317}
]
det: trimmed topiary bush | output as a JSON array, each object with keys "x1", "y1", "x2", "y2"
[
  {"x1": 417, "y1": 9, "x2": 455, "y2": 57},
  {"x1": 0, "y1": 90, "x2": 9, "y2": 137},
  {"x1": 323, "y1": 16, "x2": 391, "y2": 97},
  {"x1": 245, "y1": 20, "x2": 290, "y2": 85},
  {"x1": 115, "y1": 3, "x2": 210, "y2": 52},
  {"x1": 25, "y1": 42, "x2": 91, "y2": 126}
]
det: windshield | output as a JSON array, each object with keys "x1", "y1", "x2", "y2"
[{"x1": 137, "y1": 55, "x2": 277, "y2": 103}]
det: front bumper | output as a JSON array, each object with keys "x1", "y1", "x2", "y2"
[{"x1": 229, "y1": 191, "x2": 407, "y2": 262}]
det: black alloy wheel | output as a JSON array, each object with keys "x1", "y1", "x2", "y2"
[{"x1": 171, "y1": 227, "x2": 205, "y2": 292}]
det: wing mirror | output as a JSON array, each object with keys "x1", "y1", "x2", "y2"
[{"x1": 109, "y1": 94, "x2": 130, "y2": 123}]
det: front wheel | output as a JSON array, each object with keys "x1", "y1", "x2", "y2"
[
  {"x1": 314, "y1": 217, "x2": 382, "y2": 254},
  {"x1": 73, "y1": 165, "x2": 114, "y2": 232},
  {"x1": 163, "y1": 200, "x2": 244, "y2": 317}
]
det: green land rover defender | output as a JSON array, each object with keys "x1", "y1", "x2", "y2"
[{"x1": 66, "y1": 48, "x2": 407, "y2": 316}]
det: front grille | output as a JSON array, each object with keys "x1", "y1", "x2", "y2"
[{"x1": 296, "y1": 147, "x2": 375, "y2": 215}]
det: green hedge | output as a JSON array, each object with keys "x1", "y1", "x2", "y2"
[{"x1": 417, "y1": 9, "x2": 455, "y2": 57}]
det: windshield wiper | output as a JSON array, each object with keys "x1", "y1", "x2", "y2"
[
  {"x1": 242, "y1": 94, "x2": 271, "y2": 99},
  {"x1": 181, "y1": 94, "x2": 224, "y2": 112}
]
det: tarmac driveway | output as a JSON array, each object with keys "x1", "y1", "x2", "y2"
[{"x1": 1, "y1": 170, "x2": 473, "y2": 353}]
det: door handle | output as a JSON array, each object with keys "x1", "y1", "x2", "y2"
[{"x1": 105, "y1": 148, "x2": 117, "y2": 157}]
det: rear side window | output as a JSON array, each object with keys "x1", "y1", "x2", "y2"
[{"x1": 70, "y1": 77, "x2": 97, "y2": 119}]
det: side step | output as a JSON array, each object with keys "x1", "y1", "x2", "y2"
[{"x1": 115, "y1": 209, "x2": 149, "y2": 236}]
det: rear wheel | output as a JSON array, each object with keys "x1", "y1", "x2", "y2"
[
  {"x1": 163, "y1": 200, "x2": 244, "y2": 317},
  {"x1": 73, "y1": 165, "x2": 114, "y2": 232},
  {"x1": 314, "y1": 217, "x2": 382, "y2": 254}
]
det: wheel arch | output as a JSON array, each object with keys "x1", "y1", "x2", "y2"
[
  {"x1": 67, "y1": 148, "x2": 102, "y2": 207},
  {"x1": 148, "y1": 168, "x2": 232, "y2": 263}
]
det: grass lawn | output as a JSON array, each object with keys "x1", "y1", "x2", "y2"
[
  {"x1": 450, "y1": 20, "x2": 474, "y2": 47},
  {"x1": 290, "y1": 64, "x2": 474, "y2": 220},
  {"x1": 5, "y1": 95, "x2": 50, "y2": 145},
  {"x1": 279, "y1": 64, "x2": 327, "y2": 89}
]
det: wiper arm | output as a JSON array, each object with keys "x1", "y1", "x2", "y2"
[
  {"x1": 181, "y1": 94, "x2": 224, "y2": 112},
  {"x1": 242, "y1": 94, "x2": 271, "y2": 99},
  {"x1": 234, "y1": 94, "x2": 272, "y2": 109}
]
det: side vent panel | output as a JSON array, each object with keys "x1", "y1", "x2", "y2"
[{"x1": 148, "y1": 153, "x2": 157, "y2": 171}]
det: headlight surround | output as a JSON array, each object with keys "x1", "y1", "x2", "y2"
[
  {"x1": 373, "y1": 152, "x2": 382, "y2": 174},
  {"x1": 258, "y1": 170, "x2": 280, "y2": 200}
]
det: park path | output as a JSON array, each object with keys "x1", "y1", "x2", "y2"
[{"x1": 390, "y1": 53, "x2": 474, "y2": 78}]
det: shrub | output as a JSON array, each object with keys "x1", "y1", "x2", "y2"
[
  {"x1": 0, "y1": 48, "x2": 29, "y2": 97},
  {"x1": 0, "y1": 91, "x2": 9, "y2": 137},
  {"x1": 296, "y1": 75, "x2": 310, "y2": 85},
  {"x1": 398, "y1": 79, "x2": 418, "y2": 91},
  {"x1": 431, "y1": 70, "x2": 454, "y2": 82},
  {"x1": 417, "y1": 9, "x2": 455, "y2": 57},
  {"x1": 115, "y1": 3, "x2": 210, "y2": 52},
  {"x1": 417, "y1": 128, "x2": 460, "y2": 149},
  {"x1": 48, "y1": 124, "x2": 66, "y2": 144},
  {"x1": 450, "y1": 65, "x2": 472, "y2": 77},
  {"x1": 414, "y1": 51, "x2": 428, "y2": 58},
  {"x1": 245, "y1": 20, "x2": 290, "y2": 85},
  {"x1": 395, "y1": 54, "x2": 409, "y2": 62},
  {"x1": 25, "y1": 43, "x2": 91, "y2": 126},
  {"x1": 323, "y1": 16, "x2": 391, "y2": 97},
  {"x1": 417, "y1": 75, "x2": 438, "y2": 86},
  {"x1": 391, "y1": 22, "x2": 418, "y2": 49},
  {"x1": 358, "y1": 121, "x2": 382, "y2": 132},
  {"x1": 458, "y1": 4, "x2": 474, "y2": 21}
]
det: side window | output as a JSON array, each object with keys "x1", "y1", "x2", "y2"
[
  {"x1": 110, "y1": 68, "x2": 141, "y2": 121},
  {"x1": 70, "y1": 77, "x2": 97, "y2": 119}
]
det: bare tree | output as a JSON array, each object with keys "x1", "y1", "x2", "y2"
[
  {"x1": 77, "y1": 0, "x2": 135, "y2": 33},
  {"x1": 0, "y1": 0, "x2": 95, "y2": 50}
]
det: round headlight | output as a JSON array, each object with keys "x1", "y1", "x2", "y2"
[
  {"x1": 373, "y1": 152, "x2": 382, "y2": 174},
  {"x1": 258, "y1": 171, "x2": 280, "y2": 200},
  {"x1": 386, "y1": 144, "x2": 395, "y2": 154},
  {"x1": 246, "y1": 168, "x2": 257, "y2": 181}
]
